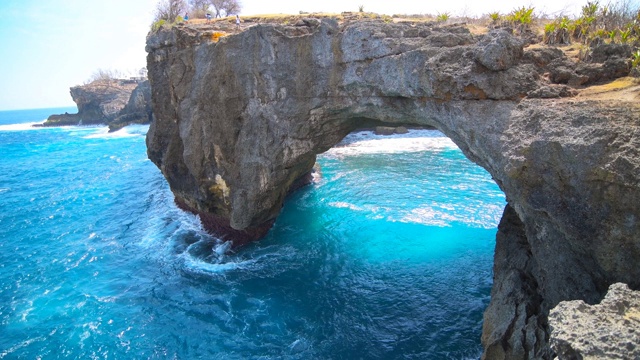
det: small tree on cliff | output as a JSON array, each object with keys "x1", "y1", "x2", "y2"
[
  {"x1": 154, "y1": 0, "x2": 188, "y2": 22},
  {"x1": 210, "y1": 0, "x2": 241, "y2": 18},
  {"x1": 189, "y1": 0, "x2": 210, "y2": 17}
]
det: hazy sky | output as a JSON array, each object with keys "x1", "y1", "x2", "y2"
[{"x1": 0, "y1": 0, "x2": 617, "y2": 110}]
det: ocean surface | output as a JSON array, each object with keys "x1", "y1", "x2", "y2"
[{"x1": 0, "y1": 108, "x2": 505, "y2": 359}]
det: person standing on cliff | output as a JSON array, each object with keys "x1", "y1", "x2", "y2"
[
  {"x1": 235, "y1": 14, "x2": 240, "y2": 30},
  {"x1": 184, "y1": 13, "x2": 189, "y2": 23},
  {"x1": 206, "y1": 13, "x2": 212, "y2": 23}
]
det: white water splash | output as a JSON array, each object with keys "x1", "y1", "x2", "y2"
[
  {"x1": 82, "y1": 125, "x2": 148, "y2": 139},
  {"x1": 0, "y1": 121, "x2": 46, "y2": 131},
  {"x1": 324, "y1": 130, "x2": 457, "y2": 157}
]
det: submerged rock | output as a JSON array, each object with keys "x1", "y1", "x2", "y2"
[
  {"x1": 374, "y1": 126, "x2": 396, "y2": 135},
  {"x1": 549, "y1": 283, "x2": 640, "y2": 359},
  {"x1": 145, "y1": 18, "x2": 640, "y2": 358}
]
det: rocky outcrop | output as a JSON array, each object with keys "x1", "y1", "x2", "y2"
[
  {"x1": 549, "y1": 283, "x2": 640, "y2": 359},
  {"x1": 145, "y1": 18, "x2": 640, "y2": 358},
  {"x1": 41, "y1": 79, "x2": 152, "y2": 131},
  {"x1": 108, "y1": 80, "x2": 154, "y2": 131}
]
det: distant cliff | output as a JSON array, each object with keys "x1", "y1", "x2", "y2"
[
  {"x1": 145, "y1": 18, "x2": 639, "y2": 359},
  {"x1": 40, "y1": 79, "x2": 153, "y2": 131}
]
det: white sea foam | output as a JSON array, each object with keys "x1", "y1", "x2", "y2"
[
  {"x1": 83, "y1": 127, "x2": 137, "y2": 139},
  {"x1": 323, "y1": 129, "x2": 457, "y2": 157},
  {"x1": 181, "y1": 251, "x2": 255, "y2": 274},
  {"x1": 0, "y1": 336, "x2": 47, "y2": 359},
  {"x1": 134, "y1": 195, "x2": 253, "y2": 276},
  {"x1": 0, "y1": 121, "x2": 46, "y2": 131},
  {"x1": 397, "y1": 207, "x2": 456, "y2": 227},
  {"x1": 81, "y1": 124, "x2": 149, "y2": 139},
  {"x1": 396, "y1": 203, "x2": 504, "y2": 229},
  {"x1": 328, "y1": 201, "x2": 364, "y2": 211}
]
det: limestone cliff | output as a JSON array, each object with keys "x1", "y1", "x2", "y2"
[
  {"x1": 42, "y1": 79, "x2": 152, "y2": 131},
  {"x1": 145, "y1": 18, "x2": 640, "y2": 359}
]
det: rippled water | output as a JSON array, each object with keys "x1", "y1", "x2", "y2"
[{"x1": 0, "y1": 109, "x2": 505, "y2": 359}]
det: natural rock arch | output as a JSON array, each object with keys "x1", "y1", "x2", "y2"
[{"x1": 146, "y1": 19, "x2": 640, "y2": 358}]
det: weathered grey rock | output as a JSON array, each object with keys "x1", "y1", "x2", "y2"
[
  {"x1": 589, "y1": 43, "x2": 633, "y2": 63},
  {"x1": 65, "y1": 79, "x2": 136, "y2": 124},
  {"x1": 482, "y1": 205, "x2": 551, "y2": 359},
  {"x1": 474, "y1": 30, "x2": 524, "y2": 71},
  {"x1": 527, "y1": 84, "x2": 577, "y2": 98},
  {"x1": 549, "y1": 283, "x2": 640, "y2": 359},
  {"x1": 42, "y1": 79, "x2": 152, "y2": 130},
  {"x1": 545, "y1": 42, "x2": 633, "y2": 86},
  {"x1": 576, "y1": 57, "x2": 632, "y2": 84},
  {"x1": 523, "y1": 46, "x2": 564, "y2": 68},
  {"x1": 109, "y1": 80, "x2": 153, "y2": 132},
  {"x1": 395, "y1": 126, "x2": 408, "y2": 134},
  {"x1": 375, "y1": 126, "x2": 396, "y2": 135},
  {"x1": 145, "y1": 18, "x2": 640, "y2": 358}
]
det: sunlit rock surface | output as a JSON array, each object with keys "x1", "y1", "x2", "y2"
[{"x1": 549, "y1": 283, "x2": 640, "y2": 359}]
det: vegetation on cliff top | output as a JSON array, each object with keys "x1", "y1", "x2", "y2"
[
  {"x1": 148, "y1": 0, "x2": 640, "y2": 72},
  {"x1": 542, "y1": 1, "x2": 640, "y2": 52},
  {"x1": 84, "y1": 68, "x2": 147, "y2": 85},
  {"x1": 153, "y1": 0, "x2": 241, "y2": 24}
]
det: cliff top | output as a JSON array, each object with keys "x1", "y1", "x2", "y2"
[
  {"x1": 153, "y1": 14, "x2": 640, "y2": 104},
  {"x1": 162, "y1": 12, "x2": 492, "y2": 36}
]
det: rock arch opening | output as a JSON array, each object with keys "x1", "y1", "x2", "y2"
[{"x1": 254, "y1": 127, "x2": 506, "y2": 357}]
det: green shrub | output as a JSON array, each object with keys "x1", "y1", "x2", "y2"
[
  {"x1": 488, "y1": 12, "x2": 501, "y2": 23},
  {"x1": 632, "y1": 50, "x2": 640, "y2": 68},
  {"x1": 582, "y1": 1, "x2": 599, "y2": 19},
  {"x1": 544, "y1": 17, "x2": 572, "y2": 45},
  {"x1": 508, "y1": 6, "x2": 534, "y2": 25},
  {"x1": 151, "y1": 19, "x2": 167, "y2": 32},
  {"x1": 620, "y1": 27, "x2": 632, "y2": 42},
  {"x1": 436, "y1": 13, "x2": 450, "y2": 22},
  {"x1": 507, "y1": 6, "x2": 535, "y2": 34}
]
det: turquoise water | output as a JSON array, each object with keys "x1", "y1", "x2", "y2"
[{"x1": 0, "y1": 108, "x2": 505, "y2": 359}]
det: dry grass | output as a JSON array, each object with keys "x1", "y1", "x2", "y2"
[{"x1": 576, "y1": 77, "x2": 640, "y2": 102}]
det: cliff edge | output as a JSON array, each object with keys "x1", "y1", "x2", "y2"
[{"x1": 145, "y1": 18, "x2": 640, "y2": 359}]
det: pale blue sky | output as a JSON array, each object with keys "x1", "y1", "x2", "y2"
[{"x1": 0, "y1": 0, "x2": 611, "y2": 110}]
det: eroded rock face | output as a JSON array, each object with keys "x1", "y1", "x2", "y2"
[
  {"x1": 42, "y1": 79, "x2": 152, "y2": 131},
  {"x1": 549, "y1": 283, "x2": 640, "y2": 359},
  {"x1": 109, "y1": 80, "x2": 154, "y2": 132},
  {"x1": 145, "y1": 19, "x2": 640, "y2": 358}
]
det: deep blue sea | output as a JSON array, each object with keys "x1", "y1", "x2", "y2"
[{"x1": 0, "y1": 108, "x2": 505, "y2": 359}]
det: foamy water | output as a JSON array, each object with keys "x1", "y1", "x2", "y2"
[
  {"x1": 0, "y1": 121, "x2": 46, "y2": 131},
  {"x1": 325, "y1": 129, "x2": 457, "y2": 157}
]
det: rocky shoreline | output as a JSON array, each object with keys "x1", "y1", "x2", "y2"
[
  {"x1": 145, "y1": 17, "x2": 639, "y2": 359},
  {"x1": 37, "y1": 78, "x2": 153, "y2": 132}
]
